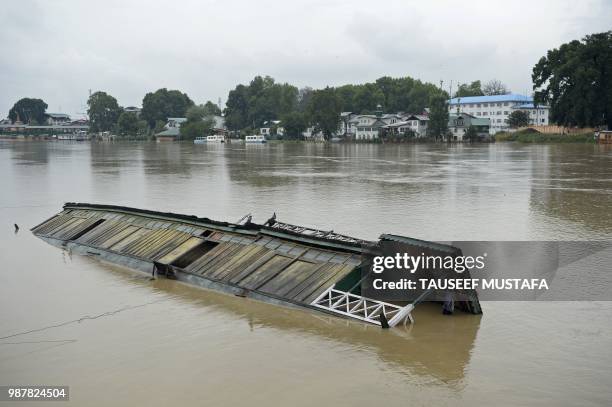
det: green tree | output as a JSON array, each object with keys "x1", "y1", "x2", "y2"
[
  {"x1": 180, "y1": 104, "x2": 215, "y2": 140},
  {"x1": 186, "y1": 104, "x2": 208, "y2": 122},
  {"x1": 465, "y1": 125, "x2": 478, "y2": 142},
  {"x1": 224, "y1": 76, "x2": 298, "y2": 130},
  {"x1": 483, "y1": 79, "x2": 509, "y2": 96},
  {"x1": 141, "y1": 88, "x2": 194, "y2": 127},
  {"x1": 8, "y1": 98, "x2": 48, "y2": 124},
  {"x1": 352, "y1": 83, "x2": 384, "y2": 113},
  {"x1": 455, "y1": 81, "x2": 484, "y2": 98},
  {"x1": 224, "y1": 84, "x2": 250, "y2": 130},
  {"x1": 506, "y1": 110, "x2": 530, "y2": 128},
  {"x1": 179, "y1": 118, "x2": 214, "y2": 140},
  {"x1": 281, "y1": 111, "x2": 309, "y2": 139},
  {"x1": 87, "y1": 91, "x2": 121, "y2": 132},
  {"x1": 308, "y1": 87, "x2": 342, "y2": 140},
  {"x1": 533, "y1": 31, "x2": 612, "y2": 128},
  {"x1": 202, "y1": 101, "x2": 222, "y2": 116},
  {"x1": 137, "y1": 119, "x2": 149, "y2": 136},
  {"x1": 117, "y1": 112, "x2": 139, "y2": 136},
  {"x1": 297, "y1": 87, "x2": 314, "y2": 112},
  {"x1": 428, "y1": 93, "x2": 449, "y2": 141}
]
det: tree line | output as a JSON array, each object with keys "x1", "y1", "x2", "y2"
[
  {"x1": 223, "y1": 75, "x2": 449, "y2": 139},
  {"x1": 7, "y1": 30, "x2": 610, "y2": 140}
]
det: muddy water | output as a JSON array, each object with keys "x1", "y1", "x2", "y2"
[{"x1": 0, "y1": 141, "x2": 611, "y2": 406}]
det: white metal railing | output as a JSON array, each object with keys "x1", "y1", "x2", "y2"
[{"x1": 311, "y1": 286, "x2": 414, "y2": 327}]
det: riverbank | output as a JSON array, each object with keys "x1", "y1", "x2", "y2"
[{"x1": 495, "y1": 131, "x2": 595, "y2": 143}]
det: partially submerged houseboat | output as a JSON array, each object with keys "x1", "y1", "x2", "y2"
[{"x1": 32, "y1": 203, "x2": 481, "y2": 327}]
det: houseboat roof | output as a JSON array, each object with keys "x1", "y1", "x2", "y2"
[{"x1": 32, "y1": 203, "x2": 482, "y2": 326}]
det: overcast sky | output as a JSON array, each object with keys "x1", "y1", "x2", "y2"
[{"x1": 1, "y1": 0, "x2": 610, "y2": 118}]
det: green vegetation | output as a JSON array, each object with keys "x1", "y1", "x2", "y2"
[
  {"x1": 9, "y1": 98, "x2": 48, "y2": 124},
  {"x1": 141, "y1": 88, "x2": 194, "y2": 128},
  {"x1": 87, "y1": 91, "x2": 122, "y2": 132},
  {"x1": 308, "y1": 87, "x2": 343, "y2": 140},
  {"x1": 482, "y1": 79, "x2": 509, "y2": 96},
  {"x1": 179, "y1": 105, "x2": 215, "y2": 140},
  {"x1": 506, "y1": 110, "x2": 530, "y2": 128},
  {"x1": 223, "y1": 74, "x2": 448, "y2": 139},
  {"x1": 224, "y1": 76, "x2": 298, "y2": 130},
  {"x1": 465, "y1": 125, "x2": 478, "y2": 142},
  {"x1": 428, "y1": 93, "x2": 449, "y2": 141},
  {"x1": 454, "y1": 79, "x2": 509, "y2": 98},
  {"x1": 281, "y1": 111, "x2": 309, "y2": 139},
  {"x1": 455, "y1": 81, "x2": 483, "y2": 97},
  {"x1": 533, "y1": 30, "x2": 612, "y2": 129},
  {"x1": 495, "y1": 130, "x2": 595, "y2": 143}
]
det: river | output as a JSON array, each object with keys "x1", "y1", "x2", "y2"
[{"x1": 1, "y1": 140, "x2": 611, "y2": 406}]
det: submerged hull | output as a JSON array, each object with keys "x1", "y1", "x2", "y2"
[{"x1": 32, "y1": 203, "x2": 481, "y2": 327}]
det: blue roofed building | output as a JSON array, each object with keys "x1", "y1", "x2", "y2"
[{"x1": 448, "y1": 94, "x2": 550, "y2": 134}]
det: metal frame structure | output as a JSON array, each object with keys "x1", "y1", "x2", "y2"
[
  {"x1": 268, "y1": 221, "x2": 370, "y2": 245},
  {"x1": 311, "y1": 286, "x2": 415, "y2": 327}
]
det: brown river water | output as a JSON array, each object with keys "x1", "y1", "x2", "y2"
[{"x1": 0, "y1": 141, "x2": 611, "y2": 406}]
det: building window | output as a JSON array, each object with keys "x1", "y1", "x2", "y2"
[
  {"x1": 504, "y1": 102, "x2": 509, "y2": 106},
  {"x1": 504, "y1": 111, "x2": 508, "y2": 115},
  {"x1": 483, "y1": 103, "x2": 488, "y2": 107}
]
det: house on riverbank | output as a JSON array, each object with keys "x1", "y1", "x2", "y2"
[
  {"x1": 155, "y1": 116, "x2": 227, "y2": 141},
  {"x1": 448, "y1": 113, "x2": 491, "y2": 141},
  {"x1": 448, "y1": 94, "x2": 549, "y2": 134}
]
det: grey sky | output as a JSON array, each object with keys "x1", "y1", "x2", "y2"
[{"x1": 1, "y1": 0, "x2": 610, "y2": 118}]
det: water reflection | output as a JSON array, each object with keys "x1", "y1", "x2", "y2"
[{"x1": 97, "y1": 258, "x2": 480, "y2": 385}]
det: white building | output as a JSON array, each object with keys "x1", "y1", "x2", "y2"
[
  {"x1": 347, "y1": 105, "x2": 406, "y2": 140},
  {"x1": 448, "y1": 94, "x2": 549, "y2": 134},
  {"x1": 46, "y1": 113, "x2": 71, "y2": 125},
  {"x1": 260, "y1": 120, "x2": 283, "y2": 137},
  {"x1": 124, "y1": 106, "x2": 142, "y2": 116}
]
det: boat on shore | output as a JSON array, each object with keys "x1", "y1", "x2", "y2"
[
  {"x1": 32, "y1": 203, "x2": 481, "y2": 327},
  {"x1": 194, "y1": 135, "x2": 225, "y2": 144},
  {"x1": 245, "y1": 135, "x2": 267, "y2": 144}
]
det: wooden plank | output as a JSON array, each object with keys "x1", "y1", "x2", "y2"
[
  {"x1": 99, "y1": 225, "x2": 140, "y2": 249},
  {"x1": 227, "y1": 251, "x2": 277, "y2": 284},
  {"x1": 53, "y1": 218, "x2": 87, "y2": 239},
  {"x1": 151, "y1": 234, "x2": 193, "y2": 260},
  {"x1": 157, "y1": 237, "x2": 204, "y2": 264},
  {"x1": 285, "y1": 264, "x2": 353, "y2": 303},
  {"x1": 218, "y1": 246, "x2": 272, "y2": 282},
  {"x1": 301, "y1": 264, "x2": 356, "y2": 304},
  {"x1": 184, "y1": 242, "x2": 236, "y2": 273},
  {"x1": 258, "y1": 260, "x2": 322, "y2": 297},
  {"x1": 207, "y1": 244, "x2": 265, "y2": 280},
  {"x1": 110, "y1": 228, "x2": 151, "y2": 253},
  {"x1": 198, "y1": 243, "x2": 247, "y2": 278},
  {"x1": 44, "y1": 217, "x2": 82, "y2": 237},
  {"x1": 237, "y1": 255, "x2": 294, "y2": 290}
]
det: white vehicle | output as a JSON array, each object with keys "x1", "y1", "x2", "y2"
[
  {"x1": 245, "y1": 134, "x2": 267, "y2": 144},
  {"x1": 194, "y1": 135, "x2": 225, "y2": 144}
]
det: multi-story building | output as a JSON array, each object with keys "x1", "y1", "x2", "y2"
[
  {"x1": 447, "y1": 94, "x2": 549, "y2": 134},
  {"x1": 45, "y1": 113, "x2": 71, "y2": 125}
]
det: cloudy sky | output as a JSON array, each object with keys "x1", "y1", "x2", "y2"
[{"x1": 1, "y1": 0, "x2": 610, "y2": 118}]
